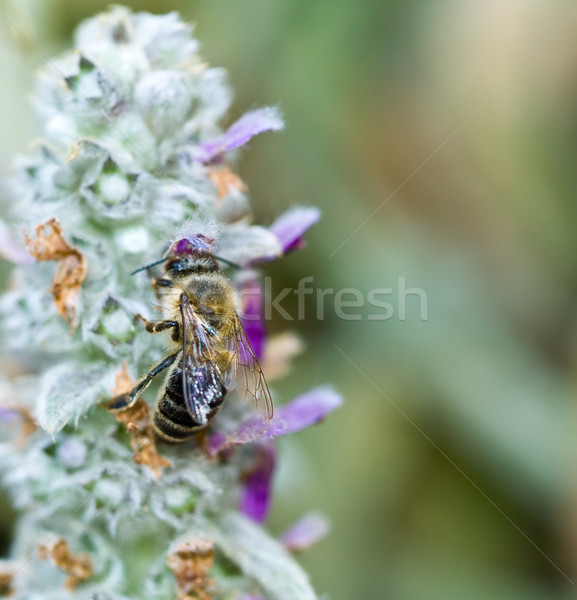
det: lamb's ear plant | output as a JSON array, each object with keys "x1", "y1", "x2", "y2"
[{"x1": 0, "y1": 7, "x2": 342, "y2": 599}]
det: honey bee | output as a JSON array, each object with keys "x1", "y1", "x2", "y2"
[{"x1": 111, "y1": 239, "x2": 273, "y2": 442}]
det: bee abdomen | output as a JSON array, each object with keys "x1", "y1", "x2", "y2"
[
  {"x1": 153, "y1": 364, "x2": 226, "y2": 443},
  {"x1": 153, "y1": 394, "x2": 225, "y2": 442},
  {"x1": 153, "y1": 395, "x2": 202, "y2": 442}
]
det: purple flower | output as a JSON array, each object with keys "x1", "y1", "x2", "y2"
[
  {"x1": 269, "y1": 207, "x2": 320, "y2": 253},
  {"x1": 0, "y1": 406, "x2": 19, "y2": 423},
  {"x1": 236, "y1": 270, "x2": 266, "y2": 360},
  {"x1": 280, "y1": 512, "x2": 331, "y2": 552},
  {"x1": 207, "y1": 386, "x2": 343, "y2": 456},
  {"x1": 199, "y1": 107, "x2": 284, "y2": 163},
  {"x1": 0, "y1": 218, "x2": 34, "y2": 265},
  {"x1": 57, "y1": 437, "x2": 88, "y2": 469},
  {"x1": 239, "y1": 442, "x2": 276, "y2": 523}
]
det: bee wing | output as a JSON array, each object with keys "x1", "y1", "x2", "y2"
[
  {"x1": 224, "y1": 314, "x2": 274, "y2": 420},
  {"x1": 180, "y1": 296, "x2": 224, "y2": 425}
]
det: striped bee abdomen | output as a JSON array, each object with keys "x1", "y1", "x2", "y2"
[{"x1": 153, "y1": 358, "x2": 226, "y2": 443}]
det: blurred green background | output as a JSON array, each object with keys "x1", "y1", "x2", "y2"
[{"x1": 2, "y1": 1, "x2": 577, "y2": 598}]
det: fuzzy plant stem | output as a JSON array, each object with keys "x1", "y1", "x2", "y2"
[{"x1": 0, "y1": 7, "x2": 341, "y2": 600}]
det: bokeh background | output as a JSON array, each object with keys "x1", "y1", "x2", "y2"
[{"x1": 2, "y1": 1, "x2": 577, "y2": 598}]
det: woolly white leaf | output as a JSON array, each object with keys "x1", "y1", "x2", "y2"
[
  {"x1": 53, "y1": 140, "x2": 108, "y2": 191},
  {"x1": 189, "y1": 67, "x2": 233, "y2": 133},
  {"x1": 217, "y1": 224, "x2": 282, "y2": 266},
  {"x1": 210, "y1": 512, "x2": 319, "y2": 600},
  {"x1": 132, "y1": 10, "x2": 199, "y2": 67},
  {"x1": 37, "y1": 363, "x2": 116, "y2": 434},
  {"x1": 134, "y1": 70, "x2": 195, "y2": 138}
]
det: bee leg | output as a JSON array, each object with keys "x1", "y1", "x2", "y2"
[
  {"x1": 109, "y1": 353, "x2": 178, "y2": 410},
  {"x1": 135, "y1": 314, "x2": 180, "y2": 341}
]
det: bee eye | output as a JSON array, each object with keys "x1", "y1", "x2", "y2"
[{"x1": 154, "y1": 278, "x2": 172, "y2": 288}]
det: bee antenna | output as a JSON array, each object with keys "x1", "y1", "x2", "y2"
[
  {"x1": 130, "y1": 257, "x2": 168, "y2": 275},
  {"x1": 213, "y1": 255, "x2": 241, "y2": 269},
  {"x1": 131, "y1": 254, "x2": 240, "y2": 275}
]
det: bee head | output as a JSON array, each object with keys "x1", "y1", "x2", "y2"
[
  {"x1": 164, "y1": 254, "x2": 220, "y2": 277},
  {"x1": 161, "y1": 234, "x2": 219, "y2": 277},
  {"x1": 131, "y1": 234, "x2": 238, "y2": 278}
]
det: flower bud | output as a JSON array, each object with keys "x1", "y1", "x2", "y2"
[{"x1": 134, "y1": 70, "x2": 195, "y2": 139}]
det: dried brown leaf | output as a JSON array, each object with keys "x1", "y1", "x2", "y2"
[
  {"x1": 0, "y1": 566, "x2": 14, "y2": 596},
  {"x1": 24, "y1": 218, "x2": 87, "y2": 331},
  {"x1": 111, "y1": 362, "x2": 134, "y2": 397},
  {"x1": 38, "y1": 538, "x2": 92, "y2": 590},
  {"x1": 208, "y1": 167, "x2": 247, "y2": 200},
  {"x1": 108, "y1": 364, "x2": 172, "y2": 478},
  {"x1": 167, "y1": 539, "x2": 216, "y2": 600}
]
